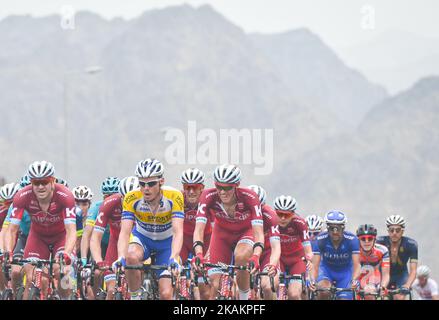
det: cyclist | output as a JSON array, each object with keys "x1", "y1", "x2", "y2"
[
  {"x1": 180, "y1": 168, "x2": 211, "y2": 300},
  {"x1": 1, "y1": 176, "x2": 32, "y2": 298},
  {"x1": 273, "y1": 195, "x2": 312, "y2": 300},
  {"x1": 72, "y1": 186, "x2": 93, "y2": 256},
  {"x1": 0, "y1": 183, "x2": 21, "y2": 293},
  {"x1": 311, "y1": 210, "x2": 361, "y2": 300},
  {"x1": 193, "y1": 164, "x2": 264, "y2": 301},
  {"x1": 90, "y1": 176, "x2": 139, "y2": 300},
  {"x1": 80, "y1": 177, "x2": 118, "y2": 298},
  {"x1": 306, "y1": 215, "x2": 324, "y2": 241},
  {"x1": 4, "y1": 161, "x2": 77, "y2": 299},
  {"x1": 412, "y1": 265, "x2": 438, "y2": 300},
  {"x1": 248, "y1": 185, "x2": 280, "y2": 301},
  {"x1": 55, "y1": 177, "x2": 69, "y2": 188},
  {"x1": 377, "y1": 214, "x2": 418, "y2": 300},
  {"x1": 356, "y1": 224, "x2": 390, "y2": 299},
  {"x1": 115, "y1": 158, "x2": 184, "y2": 300}
]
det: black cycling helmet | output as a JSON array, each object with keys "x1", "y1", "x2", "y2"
[{"x1": 356, "y1": 224, "x2": 377, "y2": 237}]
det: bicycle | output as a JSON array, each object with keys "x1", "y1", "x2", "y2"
[
  {"x1": 1, "y1": 252, "x2": 16, "y2": 300},
  {"x1": 70, "y1": 260, "x2": 94, "y2": 300},
  {"x1": 384, "y1": 286, "x2": 412, "y2": 300},
  {"x1": 250, "y1": 270, "x2": 275, "y2": 300},
  {"x1": 175, "y1": 259, "x2": 194, "y2": 300},
  {"x1": 20, "y1": 245, "x2": 64, "y2": 300},
  {"x1": 356, "y1": 288, "x2": 383, "y2": 300},
  {"x1": 89, "y1": 261, "x2": 108, "y2": 300},
  {"x1": 310, "y1": 281, "x2": 357, "y2": 300},
  {"x1": 124, "y1": 263, "x2": 171, "y2": 300},
  {"x1": 277, "y1": 272, "x2": 303, "y2": 300},
  {"x1": 203, "y1": 262, "x2": 251, "y2": 300}
]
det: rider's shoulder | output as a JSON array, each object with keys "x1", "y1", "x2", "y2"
[
  {"x1": 316, "y1": 231, "x2": 329, "y2": 240},
  {"x1": 402, "y1": 236, "x2": 418, "y2": 247},
  {"x1": 343, "y1": 231, "x2": 357, "y2": 240},
  {"x1": 123, "y1": 190, "x2": 143, "y2": 204}
]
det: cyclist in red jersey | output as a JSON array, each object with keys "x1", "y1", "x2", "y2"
[
  {"x1": 356, "y1": 224, "x2": 390, "y2": 299},
  {"x1": 193, "y1": 164, "x2": 265, "y2": 300},
  {"x1": 274, "y1": 195, "x2": 313, "y2": 300},
  {"x1": 90, "y1": 176, "x2": 139, "y2": 300},
  {"x1": 4, "y1": 161, "x2": 77, "y2": 299},
  {"x1": 180, "y1": 168, "x2": 211, "y2": 300},
  {"x1": 248, "y1": 185, "x2": 281, "y2": 300}
]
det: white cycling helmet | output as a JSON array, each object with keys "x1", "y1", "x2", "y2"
[
  {"x1": 386, "y1": 214, "x2": 406, "y2": 229},
  {"x1": 119, "y1": 176, "x2": 140, "y2": 196},
  {"x1": 72, "y1": 185, "x2": 93, "y2": 201},
  {"x1": 306, "y1": 215, "x2": 324, "y2": 232},
  {"x1": 27, "y1": 160, "x2": 55, "y2": 179},
  {"x1": 213, "y1": 164, "x2": 241, "y2": 184},
  {"x1": 55, "y1": 177, "x2": 68, "y2": 187},
  {"x1": 135, "y1": 158, "x2": 164, "y2": 178},
  {"x1": 324, "y1": 210, "x2": 347, "y2": 225},
  {"x1": 273, "y1": 195, "x2": 297, "y2": 212},
  {"x1": 0, "y1": 183, "x2": 21, "y2": 201},
  {"x1": 247, "y1": 185, "x2": 267, "y2": 205},
  {"x1": 181, "y1": 168, "x2": 205, "y2": 184},
  {"x1": 417, "y1": 265, "x2": 431, "y2": 278}
]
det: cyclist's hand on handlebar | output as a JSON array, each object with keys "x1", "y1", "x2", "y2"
[
  {"x1": 400, "y1": 286, "x2": 411, "y2": 295},
  {"x1": 351, "y1": 279, "x2": 360, "y2": 290},
  {"x1": 266, "y1": 264, "x2": 277, "y2": 277},
  {"x1": 168, "y1": 258, "x2": 181, "y2": 276},
  {"x1": 248, "y1": 254, "x2": 260, "y2": 274},
  {"x1": 191, "y1": 253, "x2": 205, "y2": 272},
  {"x1": 309, "y1": 281, "x2": 317, "y2": 292},
  {"x1": 112, "y1": 256, "x2": 126, "y2": 273},
  {"x1": 57, "y1": 252, "x2": 74, "y2": 265}
]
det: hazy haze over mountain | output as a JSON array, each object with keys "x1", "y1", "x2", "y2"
[{"x1": 0, "y1": 4, "x2": 438, "y2": 279}]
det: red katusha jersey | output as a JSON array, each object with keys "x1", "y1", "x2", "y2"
[
  {"x1": 183, "y1": 197, "x2": 212, "y2": 236},
  {"x1": 93, "y1": 193, "x2": 123, "y2": 237},
  {"x1": 279, "y1": 214, "x2": 309, "y2": 255},
  {"x1": 359, "y1": 243, "x2": 390, "y2": 269},
  {"x1": 0, "y1": 203, "x2": 10, "y2": 230},
  {"x1": 196, "y1": 187, "x2": 263, "y2": 233},
  {"x1": 10, "y1": 184, "x2": 76, "y2": 236},
  {"x1": 262, "y1": 204, "x2": 280, "y2": 249}
]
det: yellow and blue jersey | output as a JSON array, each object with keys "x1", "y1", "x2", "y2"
[{"x1": 122, "y1": 186, "x2": 184, "y2": 241}]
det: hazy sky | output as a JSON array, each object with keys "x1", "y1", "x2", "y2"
[{"x1": 1, "y1": 0, "x2": 438, "y2": 49}]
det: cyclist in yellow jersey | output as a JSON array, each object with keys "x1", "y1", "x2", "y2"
[{"x1": 114, "y1": 158, "x2": 184, "y2": 300}]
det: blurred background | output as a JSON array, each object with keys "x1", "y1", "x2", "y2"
[{"x1": 1, "y1": 0, "x2": 438, "y2": 282}]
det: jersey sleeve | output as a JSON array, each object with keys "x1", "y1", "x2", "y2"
[
  {"x1": 85, "y1": 203, "x2": 99, "y2": 227},
  {"x1": 195, "y1": 190, "x2": 210, "y2": 225},
  {"x1": 312, "y1": 238, "x2": 321, "y2": 255},
  {"x1": 94, "y1": 205, "x2": 110, "y2": 234},
  {"x1": 121, "y1": 192, "x2": 137, "y2": 221},
  {"x1": 2, "y1": 206, "x2": 12, "y2": 229},
  {"x1": 296, "y1": 218, "x2": 310, "y2": 245},
  {"x1": 171, "y1": 190, "x2": 185, "y2": 219},
  {"x1": 9, "y1": 192, "x2": 26, "y2": 226},
  {"x1": 351, "y1": 236, "x2": 360, "y2": 254},
  {"x1": 407, "y1": 238, "x2": 418, "y2": 263},
  {"x1": 245, "y1": 190, "x2": 263, "y2": 227},
  {"x1": 62, "y1": 193, "x2": 77, "y2": 226},
  {"x1": 380, "y1": 246, "x2": 390, "y2": 268}
]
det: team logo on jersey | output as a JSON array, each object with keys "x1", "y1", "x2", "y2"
[
  {"x1": 197, "y1": 203, "x2": 206, "y2": 215},
  {"x1": 271, "y1": 225, "x2": 280, "y2": 235},
  {"x1": 97, "y1": 212, "x2": 104, "y2": 224}
]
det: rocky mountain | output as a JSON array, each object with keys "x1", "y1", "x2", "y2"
[{"x1": 267, "y1": 76, "x2": 439, "y2": 278}]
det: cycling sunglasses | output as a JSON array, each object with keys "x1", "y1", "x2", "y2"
[
  {"x1": 138, "y1": 179, "x2": 161, "y2": 188},
  {"x1": 388, "y1": 227, "x2": 403, "y2": 234},
  {"x1": 327, "y1": 225, "x2": 344, "y2": 232},
  {"x1": 215, "y1": 184, "x2": 235, "y2": 191},
  {"x1": 276, "y1": 211, "x2": 293, "y2": 219},
  {"x1": 183, "y1": 184, "x2": 204, "y2": 191},
  {"x1": 359, "y1": 236, "x2": 375, "y2": 242},
  {"x1": 31, "y1": 178, "x2": 53, "y2": 186}
]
